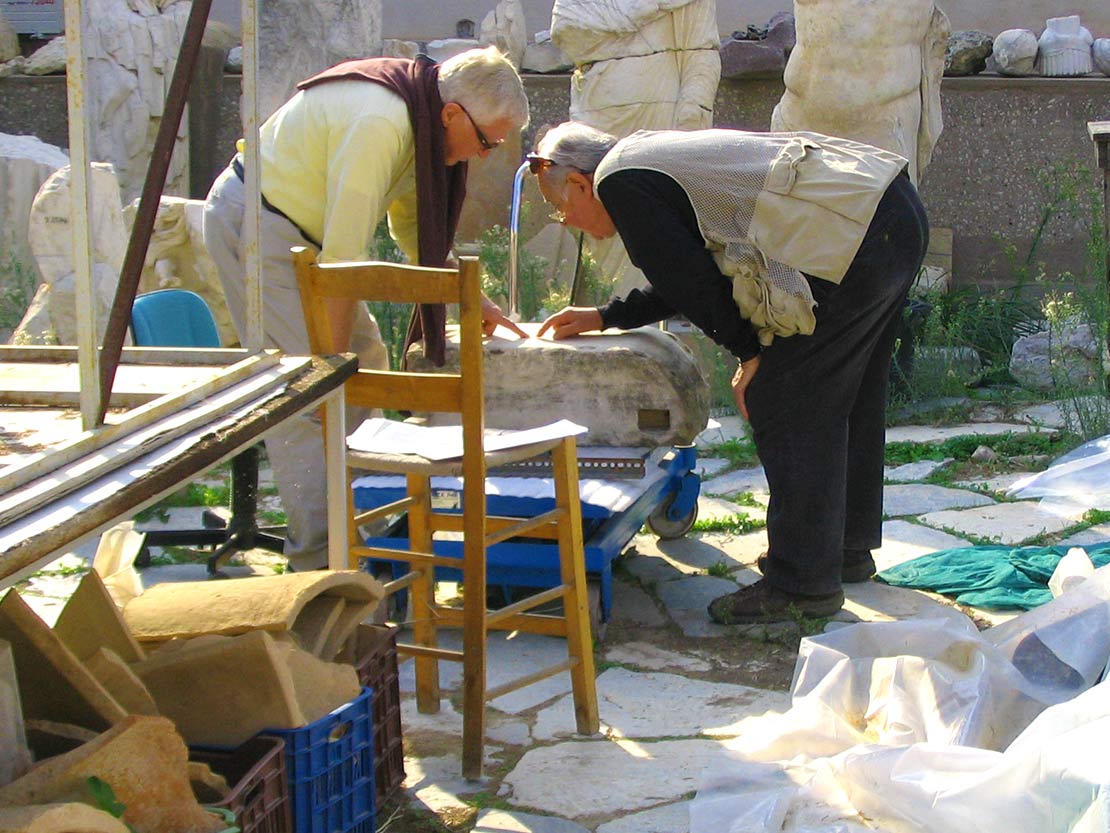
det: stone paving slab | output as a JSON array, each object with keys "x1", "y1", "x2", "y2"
[
  {"x1": 656, "y1": 574, "x2": 755, "y2": 638},
  {"x1": 885, "y1": 422, "x2": 1044, "y2": 443},
  {"x1": 883, "y1": 483, "x2": 995, "y2": 517},
  {"x1": 699, "y1": 465, "x2": 768, "y2": 499},
  {"x1": 1059, "y1": 525, "x2": 1110, "y2": 546},
  {"x1": 697, "y1": 495, "x2": 766, "y2": 524},
  {"x1": 603, "y1": 642, "x2": 713, "y2": 674},
  {"x1": 403, "y1": 752, "x2": 483, "y2": 814},
  {"x1": 503, "y1": 738, "x2": 736, "y2": 819},
  {"x1": 1013, "y1": 401, "x2": 1069, "y2": 428},
  {"x1": 694, "y1": 457, "x2": 731, "y2": 479},
  {"x1": 695, "y1": 415, "x2": 749, "y2": 446},
  {"x1": 917, "y1": 501, "x2": 1081, "y2": 545},
  {"x1": 473, "y1": 809, "x2": 590, "y2": 833},
  {"x1": 608, "y1": 576, "x2": 667, "y2": 628},
  {"x1": 843, "y1": 579, "x2": 964, "y2": 622},
  {"x1": 884, "y1": 458, "x2": 953, "y2": 482},
  {"x1": 875, "y1": 520, "x2": 971, "y2": 571},
  {"x1": 951, "y1": 472, "x2": 1034, "y2": 495},
  {"x1": 531, "y1": 667, "x2": 790, "y2": 742},
  {"x1": 396, "y1": 630, "x2": 579, "y2": 714},
  {"x1": 595, "y1": 801, "x2": 689, "y2": 833},
  {"x1": 627, "y1": 531, "x2": 767, "y2": 575}
]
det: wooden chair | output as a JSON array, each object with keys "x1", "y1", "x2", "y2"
[{"x1": 292, "y1": 246, "x2": 599, "y2": 780}]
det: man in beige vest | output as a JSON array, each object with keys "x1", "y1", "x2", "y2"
[{"x1": 532, "y1": 121, "x2": 929, "y2": 623}]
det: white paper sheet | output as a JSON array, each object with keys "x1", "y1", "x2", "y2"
[{"x1": 347, "y1": 417, "x2": 588, "y2": 461}]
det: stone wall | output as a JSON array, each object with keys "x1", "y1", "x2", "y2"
[{"x1": 0, "y1": 72, "x2": 1106, "y2": 291}]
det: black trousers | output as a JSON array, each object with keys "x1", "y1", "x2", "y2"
[{"x1": 745, "y1": 173, "x2": 929, "y2": 596}]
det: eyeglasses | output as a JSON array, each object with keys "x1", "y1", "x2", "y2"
[
  {"x1": 526, "y1": 153, "x2": 554, "y2": 175},
  {"x1": 457, "y1": 103, "x2": 502, "y2": 151}
]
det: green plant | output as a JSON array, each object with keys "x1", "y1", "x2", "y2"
[
  {"x1": 366, "y1": 219, "x2": 411, "y2": 369},
  {"x1": 0, "y1": 253, "x2": 37, "y2": 332},
  {"x1": 704, "y1": 437, "x2": 760, "y2": 469},
  {"x1": 706, "y1": 559, "x2": 733, "y2": 578},
  {"x1": 691, "y1": 513, "x2": 765, "y2": 535}
]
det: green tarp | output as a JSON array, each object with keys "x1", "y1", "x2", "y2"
[{"x1": 877, "y1": 543, "x2": 1110, "y2": 610}]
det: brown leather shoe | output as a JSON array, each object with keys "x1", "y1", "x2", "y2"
[
  {"x1": 707, "y1": 578, "x2": 844, "y2": 624},
  {"x1": 756, "y1": 550, "x2": 876, "y2": 584}
]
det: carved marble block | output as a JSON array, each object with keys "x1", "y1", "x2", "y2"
[
  {"x1": 990, "y1": 29, "x2": 1039, "y2": 76},
  {"x1": 1036, "y1": 15, "x2": 1093, "y2": 77}
]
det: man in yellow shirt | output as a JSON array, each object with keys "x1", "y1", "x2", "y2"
[{"x1": 203, "y1": 46, "x2": 528, "y2": 571}]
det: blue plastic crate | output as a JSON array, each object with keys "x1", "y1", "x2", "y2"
[{"x1": 262, "y1": 688, "x2": 375, "y2": 833}]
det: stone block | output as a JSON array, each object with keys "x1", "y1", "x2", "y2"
[
  {"x1": 52, "y1": 571, "x2": 144, "y2": 665},
  {"x1": 0, "y1": 590, "x2": 125, "y2": 733},
  {"x1": 83, "y1": 649, "x2": 158, "y2": 717},
  {"x1": 522, "y1": 41, "x2": 572, "y2": 74},
  {"x1": 23, "y1": 37, "x2": 64, "y2": 75},
  {"x1": 945, "y1": 30, "x2": 994, "y2": 76},
  {"x1": 989, "y1": 29, "x2": 1039, "y2": 76},
  {"x1": 407, "y1": 323, "x2": 709, "y2": 448},
  {"x1": 0, "y1": 803, "x2": 130, "y2": 833},
  {"x1": 719, "y1": 38, "x2": 785, "y2": 79},
  {"x1": 0, "y1": 715, "x2": 225, "y2": 833},
  {"x1": 0, "y1": 11, "x2": 17, "y2": 63},
  {"x1": 424, "y1": 38, "x2": 480, "y2": 64},
  {"x1": 121, "y1": 571, "x2": 383, "y2": 654},
  {"x1": 479, "y1": 0, "x2": 526, "y2": 69},
  {"x1": 132, "y1": 630, "x2": 359, "y2": 746}
]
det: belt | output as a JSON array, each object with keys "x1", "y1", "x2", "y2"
[{"x1": 231, "y1": 154, "x2": 321, "y2": 249}]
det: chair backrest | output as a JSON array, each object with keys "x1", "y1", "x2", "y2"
[
  {"x1": 292, "y1": 246, "x2": 485, "y2": 428},
  {"x1": 131, "y1": 289, "x2": 221, "y2": 348}
]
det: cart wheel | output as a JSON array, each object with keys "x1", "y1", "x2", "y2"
[
  {"x1": 587, "y1": 580, "x2": 608, "y2": 642},
  {"x1": 646, "y1": 493, "x2": 699, "y2": 540}
]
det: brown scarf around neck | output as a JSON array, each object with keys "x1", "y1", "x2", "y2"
[{"x1": 298, "y1": 55, "x2": 467, "y2": 367}]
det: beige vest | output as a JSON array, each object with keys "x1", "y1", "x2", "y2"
[{"x1": 594, "y1": 129, "x2": 907, "y2": 344}]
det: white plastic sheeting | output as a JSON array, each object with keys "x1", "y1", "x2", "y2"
[
  {"x1": 690, "y1": 567, "x2": 1110, "y2": 833},
  {"x1": 1009, "y1": 433, "x2": 1110, "y2": 513}
]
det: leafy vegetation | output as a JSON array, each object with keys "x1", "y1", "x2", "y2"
[{"x1": 692, "y1": 513, "x2": 765, "y2": 535}]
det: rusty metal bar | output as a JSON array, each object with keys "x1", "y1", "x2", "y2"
[{"x1": 95, "y1": 0, "x2": 215, "y2": 423}]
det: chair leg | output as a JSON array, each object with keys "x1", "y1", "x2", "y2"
[
  {"x1": 460, "y1": 473, "x2": 490, "y2": 781},
  {"x1": 407, "y1": 474, "x2": 440, "y2": 713},
  {"x1": 551, "y1": 438, "x2": 600, "y2": 735}
]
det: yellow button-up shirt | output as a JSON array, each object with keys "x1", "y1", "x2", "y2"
[{"x1": 249, "y1": 79, "x2": 421, "y2": 264}]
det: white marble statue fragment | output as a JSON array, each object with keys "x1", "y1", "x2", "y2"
[
  {"x1": 990, "y1": 29, "x2": 1040, "y2": 77},
  {"x1": 0, "y1": 134, "x2": 69, "y2": 333},
  {"x1": 770, "y1": 0, "x2": 950, "y2": 184},
  {"x1": 256, "y1": 0, "x2": 383, "y2": 123},
  {"x1": 480, "y1": 0, "x2": 527, "y2": 69},
  {"x1": 1036, "y1": 16, "x2": 1094, "y2": 77},
  {"x1": 549, "y1": 0, "x2": 722, "y2": 294},
  {"x1": 1094, "y1": 39, "x2": 1110, "y2": 76},
  {"x1": 16, "y1": 164, "x2": 128, "y2": 346}
]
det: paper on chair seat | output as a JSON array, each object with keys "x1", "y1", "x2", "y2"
[{"x1": 347, "y1": 417, "x2": 588, "y2": 461}]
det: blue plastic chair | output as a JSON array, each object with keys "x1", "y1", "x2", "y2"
[
  {"x1": 131, "y1": 289, "x2": 221, "y2": 348},
  {"x1": 130, "y1": 289, "x2": 285, "y2": 573}
]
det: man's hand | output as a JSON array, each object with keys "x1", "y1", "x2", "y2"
[
  {"x1": 731, "y1": 355, "x2": 760, "y2": 421},
  {"x1": 480, "y1": 293, "x2": 528, "y2": 338},
  {"x1": 537, "y1": 306, "x2": 604, "y2": 339}
]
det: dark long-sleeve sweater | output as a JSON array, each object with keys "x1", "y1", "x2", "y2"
[{"x1": 595, "y1": 168, "x2": 762, "y2": 361}]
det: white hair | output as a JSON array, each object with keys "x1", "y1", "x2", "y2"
[
  {"x1": 438, "y1": 46, "x2": 529, "y2": 128},
  {"x1": 534, "y1": 121, "x2": 618, "y2": 174}
]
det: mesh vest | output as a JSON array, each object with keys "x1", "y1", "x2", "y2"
[{"x1": 594, "y1": 129, "x2": 906, "y2": 345}]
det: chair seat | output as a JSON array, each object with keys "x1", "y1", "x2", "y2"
[{"x1": 347, "y1": 438, "x2": 565, "y2": 476}]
